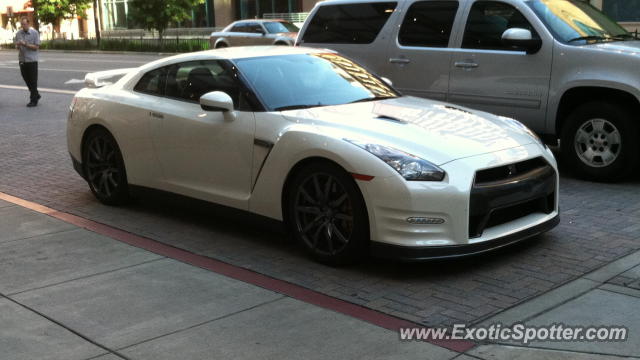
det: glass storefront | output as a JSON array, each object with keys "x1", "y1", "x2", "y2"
[
  {"x1": 602, "y1": 0, "x2": 640, "y2": 22},
  {"x1": 237, "y1": 0, "x2": 300, "y2": 20}
]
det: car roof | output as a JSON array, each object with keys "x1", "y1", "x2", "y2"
[
  {"x1": 139, "y1": 46, "x2": 335, "y2": 71},
  {"x1": 231, "y1": 19, "x2": 289, "y2": 24}
]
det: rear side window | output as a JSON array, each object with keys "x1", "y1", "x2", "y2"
[
  {"x1": 302, "y1": 2, "x2": 397, "y2": 44},
  {"x1": 134, "y1": 67, "x2": 166, "y2": 96},
  {"x1": 398, "y1": 1, "x2": 459, "y2": 47},
  {"x1": 462, "y1": 1, "x2": 538, "y2": 51}
]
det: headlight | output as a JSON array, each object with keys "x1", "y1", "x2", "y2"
[
  {"x1": 346, "y1": 140, "x2": 445, "y2": 181},
  {"x1": 500, "y1": 116, "x2": 546, "y2": 148}
]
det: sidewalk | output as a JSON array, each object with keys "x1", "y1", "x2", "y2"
[
  {"x1": 0, "y1": 195, "x2": 456, "y2": 360},
  {"x1": 1, "y1": 192, "x2": 639, "y2": 359}
]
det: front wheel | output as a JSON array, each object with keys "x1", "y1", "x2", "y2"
[
  {"x1": 285, "y1": 162, "x2": 369, "y2": 265},
  {"x1": 82, "y1": 128, "x2": 130, "y2": 205},
  {"x1": 561, "y1": 102, "x2": 639, "y2": 182}
]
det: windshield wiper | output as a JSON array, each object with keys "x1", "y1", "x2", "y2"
[
  {"x1": 274, "y1": 104, "x2": 322, "y2": 111},
  {"x1": 612, "y1": 33, "x2": 637, "y2": 41},
  {"x1": 567, "y1": 35, "x2": 612, "y2": 43}
]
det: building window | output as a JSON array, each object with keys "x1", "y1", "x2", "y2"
[
  {"x1": 602, "y1": 0, "x2": 640, "y2": 22},
  {"x1": 103, "y1": 0, "x2": 129, "y2": 29}
]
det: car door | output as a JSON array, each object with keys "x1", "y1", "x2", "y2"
[
  {"x1": 227, "y1": 23, "x2": 251, "y2": 46},
  {"x1": 448, "y1": 0, "x2": 553, "y2": 132},
  {"x1": 243, "y1": 22, "x2": 270, "y2": 45},
  {"x1": 150, "y1": 59, "x2": 256, "y2": 210},
  {"x1": 385, "y1": 0, "x2": 462, "y2": 101},
  {"x1": 124, "y1": 66, "x2": 169, "y2": 187}
]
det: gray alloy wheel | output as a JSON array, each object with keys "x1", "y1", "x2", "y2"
[
  {"x1": 573, "y1": 118, "x2": 622, "y2": 168},
  {"x1": 83, "y1": 128, "x2": 129, "y2": 205},
  {"x1": 286, "y1": 161, "x2": 369, "y2": 265}
]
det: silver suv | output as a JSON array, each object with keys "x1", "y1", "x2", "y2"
[{"x1": 297, "y1": 0, "x2": 640, "y2": 181}]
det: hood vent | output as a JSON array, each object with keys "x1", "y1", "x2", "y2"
[{"x1": 375, "y1": 114, "x2": 406, "y2": 124}]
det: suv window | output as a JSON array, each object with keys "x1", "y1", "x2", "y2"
[
  {"x1": 399, "y1": 1, "x2": 459, "y2": 47},
  {"x1": 462, "y1": 1, "x2": 539, "y2": 51},
  {"x1": 302, "y1": 2, "x2": 397, "y2": 44},
  {"x1": 134, "y1": 67, "x2": 166, "y2": 96},
  {"x1": 164, "y1": 60, "x2": 241, "y2": 106}
]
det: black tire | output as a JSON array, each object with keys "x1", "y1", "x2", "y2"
[
  {"x1": 285, "y1": 161, "x2": 369, "y2": 265},
  {"x1": 215, "y1": 42, "x2": 228, "y2": 48},
  {"x1": 274, "y1": 42, "x2": 288, "y2": 46},
  {"x1": 82, "y1": 128, "x2": 130, "y2": 205},
  {"x1": 561, "y1": 101, "x2": 639, "y2": 182}
]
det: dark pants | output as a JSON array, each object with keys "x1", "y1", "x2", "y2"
[{"x1": 19, "y1": 61, "x2": 39, "y2": 102}]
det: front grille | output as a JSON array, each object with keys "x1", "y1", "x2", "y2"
[
  {"x1": 474, "y1": 157, "x2": 548, "y2": 185},
  {"x1": 469, "y1": 157, "x2": 556, "y2": 238}
]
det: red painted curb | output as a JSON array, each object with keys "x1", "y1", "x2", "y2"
[{"x1": 0, "y1": 191, "x2": 475, "y2": 353}]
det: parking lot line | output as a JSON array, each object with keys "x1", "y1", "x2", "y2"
[
  {"x1": 0, "y1": 190, "x2": 476, "y2": 353},
  {"x1": 0, "y1": 84, "x2": 77, "y2": 95}
]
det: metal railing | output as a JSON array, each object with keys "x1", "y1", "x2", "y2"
[{"x1": 263, "y1": 12, "x2": 309, "y2": 24}]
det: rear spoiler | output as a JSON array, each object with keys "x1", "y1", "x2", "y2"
[{"x1": 84, "y1": 68, "x2": 136, "y2": 88}]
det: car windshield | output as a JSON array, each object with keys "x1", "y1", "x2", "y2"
[
  {"x1": 527, "y1": 0, "x2": 632, "y2": 44},
  {"x1": 263, "y1": 21, "x2": 299, "y2": 33},
  {"x1": 234, "y1": 53, "x2": 399, "y2": 111}
]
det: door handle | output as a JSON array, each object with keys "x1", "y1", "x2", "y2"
[
  {"x1": 150, "y1": 112, "x2": 164, "y2": 119},
  {"x1": 389, "y1": 58, "x2": 411, "y2": 64},
  {"x1": 454, "y1": 61, "x2": 479, "y2": 69}
]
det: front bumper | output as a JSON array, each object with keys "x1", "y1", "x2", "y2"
[
  {"x1": 370, "y1": 213, "x2": 559, "y2": 261},
  {"x1": 357, "y1": 143, "x2": 560, "y2": 258}
]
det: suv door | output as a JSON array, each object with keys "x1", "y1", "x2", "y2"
[
  {"x1": 448, "y1": 0, "x2": 552, "y2": 132},
  {"x1": 151, "y1": 59, "x2": 256, "y2": 209},
  {"x1": 385, "y1": 0, "x2": 461, "y2": 100}
]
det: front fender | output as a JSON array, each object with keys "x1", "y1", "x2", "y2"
[{"x1": 248, "y1": 127, "x2": 398, "y2": 221}]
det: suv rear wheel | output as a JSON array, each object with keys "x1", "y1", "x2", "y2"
[{"x1": 561, "y1": 101, "x2": 639, "y2": 182}]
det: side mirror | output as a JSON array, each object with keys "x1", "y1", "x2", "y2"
[
  {"x1": 501, "y1": 28, "x2": 542, "y2": 54},
  {"x1": 200, "y1": 91, "x2": 234, "y2": 112},
  {"x1": 381, "y1": 77, "x2": 393, "y2": 87}
]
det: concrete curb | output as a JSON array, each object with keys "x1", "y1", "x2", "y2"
[{"x1": 478, "y1": 249, "x2": 640, "y2": 327}]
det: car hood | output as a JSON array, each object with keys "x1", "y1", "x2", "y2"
[
  {"x1": 590, "y1": 40, "x2": 640, "y2": 55},
  {"x1": 281, "y1": 96, "x2": 537, "y2": 165}
]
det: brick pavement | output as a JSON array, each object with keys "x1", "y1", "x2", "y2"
[{"x1": 1, "y1": 88, "x2": 639, "y2": 327}]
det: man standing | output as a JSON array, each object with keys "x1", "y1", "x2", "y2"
[{"x1": 15, "y1": 17, "x2": 41, "y2": 107}]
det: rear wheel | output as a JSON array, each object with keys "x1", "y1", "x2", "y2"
[
  {"x1": 561, "y1": 101, "x2": 639, "y2": 182},
  {"x1": 285, "y1": 161, "x2": 369, "y2": 265},
  {"x1": 215, "y1": 42, "x2": 228, "y2": 48},
  {"x1": 82, "y1": 128, "x2": 130, "y2": 205}
]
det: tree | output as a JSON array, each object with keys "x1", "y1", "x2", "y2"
[
  {"x1": 128, "y1": 0, "x2": 204, "y2": 41},
  {"x1": 36, "y1": 0, "x2": 92, "y2": 33}
]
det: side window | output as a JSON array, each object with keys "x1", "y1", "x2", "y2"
[
  {"x1": 133, "y1": 67, "x2": 166, "y2": 96},
  {"x1": 302, "y1": 2, "x2": 398, "y2": 44},
  {"x1": 164, "y1": 60, "x2": 244, "y2": 108},
  {"x1": 247, "y1": 24, "x2": 264, "y2": 33},
  {"x1": 462, "y1": 1, "x2": 539, "y2": 51},
  {"x1": 398, "y1": 1, "x2": 459, "y2": 47},
  {"x1": 230, "y1": 23, "x2": 248, "y2": 32}
]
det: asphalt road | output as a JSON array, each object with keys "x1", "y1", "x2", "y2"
[
  {"x1": 1, "y1": 50, "x2": 639, "y2": 328},
  {"x1": 0, "y1": 50, "x2": 162, "y2": 93}
]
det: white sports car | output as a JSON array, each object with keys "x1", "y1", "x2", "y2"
[{"x1": 67, "y1": 46, "x2": 559, "y2": 264}]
